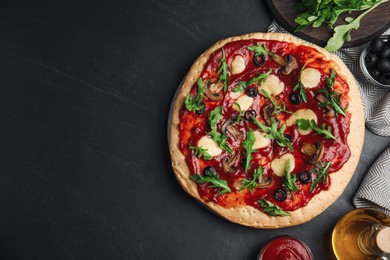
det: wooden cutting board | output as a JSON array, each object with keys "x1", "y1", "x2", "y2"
[{"x1": 266, "y1": 0, "x2": 390, "y2": 48}]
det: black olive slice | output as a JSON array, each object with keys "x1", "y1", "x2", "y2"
[
  {"x1": 379, "y1": 45, "x2": 390, "y2": 59},
  {"x1": 203, "y1": 166, "x2": 216, "y2": 176},
  {"x1": 253, "y1": 54, "x2": 266, "y2": 66},
  {"x1": 370, "y1": 37, "x2": 384, "y2": 53},
  {"x1": 244, "y1": 110, "x2": 256, "y2": 121},
  {"x1": 365, "y1": 52, "x2": 378, "y2": 67},
  {"x1": 369, "y1": 67, "x2": 382, "y2": 80},
  {"x1": 380, "y1": 72, "x2": 390, "y2": 85},
  {"x1": 246, "y1": 88, "x2": 258, "y2": 98},
  {"x1": 195, "y1": 103, "x2": 206, "y2": 115},
  {"x1": 284, "y1": 134, "x2": 292, "y2": 143},
  {"x1": 289, "y1": 92, "x2": 302, "y2": 105},
  {"x1": 274, "y1": 189, "x2": 287, "y2": 201},
  {"x1": 378, "y1": 58, "x2": 390, "y2": 72},
  {"x1": 299, "y1": 171, "x2": 312, "y2": 184}
]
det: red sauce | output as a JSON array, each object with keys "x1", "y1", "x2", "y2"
[
  {"x1": 258, "y1": 236, "x2": 313, "y2": 260},
  {"x1": 178, "y1": 39, "x2": 351, "y2": 212}
]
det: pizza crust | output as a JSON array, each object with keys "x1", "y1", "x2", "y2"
[{"x1": 169, "y1": 32, "x2": 364, "y2": 229}]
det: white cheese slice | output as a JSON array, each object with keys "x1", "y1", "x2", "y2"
[
  {"x1": 229, "y1": 90, "x2": 242, "y2": 99},
  {"x1": 286, "y1": 108, "x2": 318, "y2": 135},
  {"x1": 271, "y1": 153, "x2": 295, "y2": 177},
  {"x1": 197, "y1": 136, "x2": 222, "y2": 157},
  {"x1": 258, "y1": 74, "x2": 284, "y2": 96},
  {"x1": 233, "y1": 95, "x2": 253, "y2": 111},
  {"x1": 253, "y1": 131, "x2": 270, "y2": 149},
  {"x1": 301, "y1": 68, "x2": 321, "y2": 89},
  {"x1": 231, "y1": 55, "x2": 246, "y2": 75}
]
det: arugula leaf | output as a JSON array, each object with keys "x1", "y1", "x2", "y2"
[
  {"x1": 296, "y1": 119, "x2": 337, "y2": 140},
  {"x1": 247, "y1": 43, "x2": 273, "y2": 57},
  {"x1": 233, "y1": 70, "x2": 272, "y2": 93},
  {"x1": 242, "y1": 129, "x2": 257, "y2": 172},
  {"x1": 241, "y1": 167, "x2": 263, "y2": 192},
  {"x1": 261, "y1": 89, "x2": 294, "y2": 115},
  {"x1": 234, "y1": 102, "x2": 244, "y2": 122},
  {"x1": 258, "y1": 199, "x2": 290, "y2": 216},
  {"x1": 293, "y1": 63, "x2": 308, "y2": 103},
  {"x1": 189, "y1": 146, "x2": 212, "y2": 160},
  {"x1": 283, "y1": 159, "x2": 299, "y2": 192},
  {"x1": 318, "y1": 69, "x2": 346, "y2": 116},
  {"x1": 208, "y1": 106, "x2": 232, "y2": 153},
  {"x1": 217, "y1": 48, "x2": 230, "y2": 92},
  {"x1": 252, "y1": 116, "x2": 294, "y2": 151},
  {"x1": 310, "y1": 161, "x2": 331, "y2": 192},
  {"x1": 185, "y1": 78, "x2": 205, "y2": 112},
  {"x1": 190, "y1": 168, "x2": 231, "y2": 195}
]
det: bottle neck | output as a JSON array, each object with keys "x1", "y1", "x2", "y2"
[{"x1": 358, "y1": 225, "x2": 390, "y2": 257}]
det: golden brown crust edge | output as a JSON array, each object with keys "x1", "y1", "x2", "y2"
[{"x1": 169, "y1": 32, "x2": 364, "y2": 229}]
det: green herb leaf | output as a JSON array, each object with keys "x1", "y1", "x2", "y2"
[
  {"x1": 190, "y1": 168, "x2": 231, "y2": 195},
  {"x1": 208, "y1": 106, "x2": 232, "y2": 153},
  {"x1": 241, "y1": 167, "x2": 263, "y2": 192},
  {"x1": 318, "y1": 69, "x2": 346, "y2": 116},
  {"x1": 217, "y1": 48, "x2": 230, "y2": 92},
  {"x1": 310, "y1": 161, "x2": 331, "y2": 192},
  {"x1": 252, "y1": 116, "x2": 294, "y2": 151},
  {"x1": 247, "y1": 43, "x2": 273, "y2": 57},
  {"x1": 283, "y1": 159, "x2": 299, "y2": 192},
  {"x1": 233, "y1": 102, "x2": 245, "y2": 123},
  {"x1": 296, "y1": 119, "x2": 337, "y2": 140},
  {"x1": 261, "y1": 89, "x2": 294, "y2": 115},
  {"x1": 233, "y1": 70, "x2": 272, "y2": 93},
  {"x1": 189, "y1": 146, "x2": 212, "y2": 160},
  {"x1": 242, "y1": 129, "x2": 257, "y2": 172},
  {"x1": 185, "y1": 78, "x2": 205, "y2": 112},
  {"x1": 258, "y1": 199, "x2": 290, "y2": 216},
  {"x1": 293, "y1": 63, "x2": 308, "y2": 103}
]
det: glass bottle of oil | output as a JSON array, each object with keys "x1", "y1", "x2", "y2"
[{"x1": 332, "y1": 208, "x2": 390, "y2": 260}]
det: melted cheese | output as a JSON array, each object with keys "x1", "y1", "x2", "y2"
[
  {"x1": 197, "y1": 136, "x2": 222, "y2": 157},
  {"x1": 231, "y1": 55, "x2": 246, "y2": 75},
  {"x1": 286, "y1": 109, "x2": 318, "y2": 135},
  {"x1": 258, "y1": 74, "x2": 284, "y2": 96},
  {"x1": 233, "y1": 95, "x2": 253, "y2": 111},
  {"x1": 301, "y1": 68, "x2": 321, "y2": 89},
  {"x1": 253, "y1": 131, "x2": 270, "y2": 149},
  {"x1": 271, "y1": 153, "x2": 295, "y2": 177}
]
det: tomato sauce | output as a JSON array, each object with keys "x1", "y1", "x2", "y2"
[
  {"x1": 258, "y1": 236, "x2": 313, "y2": 260},
  {"x1": 178, "y1": 39, "x2": 351, "y2": 212}
]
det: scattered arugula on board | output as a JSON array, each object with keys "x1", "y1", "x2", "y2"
[
  {"x1": 251, "y1": 116, "x2": 294, "y2": 151},
  {"x1": 208, "y1": 106, "x2": 233, "y2": 153},
  {"x1": 310, "y1": 161, "x2": 332, "y2": 192},
  {"x1": 247, "y1": 43, "x2": 274, "y2": 57},
  {"x1": 258, "y1": 199, "x2": 290, "y2": 216},
  {"x1": 242, "y1": 130, "x2": 257, "y2": 172},
  {"x1": 261, "y1": 89, "x2": 294, "y2": 114},
  {"x1": 189, "y1": 146, "x2": 212, "y2": 160},
  {"x1": 185, "y1": 78, "x2": 205, "y2": 112},
  {"x1": 296, "y1": 119, "x2": 337, "y2": 140},
  {"x1": 233, "y1": 69, "x2": 272, "y2": 92},
  {"x1": 293, "y1": 63, "x2": 308, "y2": 103},
  {"x1": 218, "y1": 48, "x2": 230, "y2": 92},
  {"x1": 294, "y1": 0, "x2": 389, "y2": 52},
  {"x1": 191, "y1": 168, "x2": 231, "y2": 195},
  {"x1": 318, "y1": 69, "x2": 347, "y2": 116},
  {"x1": 241, "y1": 166, "x2": 263, "y2": 192},
  {"x1": 283, "y1": 159, "x2": 299, "y2": 192}
]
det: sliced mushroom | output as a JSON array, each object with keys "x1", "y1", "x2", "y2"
[
  {"x1": 271, "y1": 54, "x2": 287, "y2": 67},
  {"x1": 222, "y1": 150, "x2": 240, "y2": 173},
  {"x1": 204, "y1": 79, "x2": 223, "y2": 101},
  {"x1": 222, "y1": 119, "x2": 242, "y2": 141},
  {"x1": 221, "y1": 119, "x2": 234, "y2": 134},
  {"x1": 316, "y1": 94, "x2": 335, "y2": 117},
  {"x1": 256, "y1": 175, "x2": 274, "y2": 189},
  {"x1": 262, "y1": 104, "x2": 274, "y2": 126},
  {"x1": 300, "y1": 142, "x2": 325, "y2": 164},
  {"x1": 280, "y1": 55, "x2": 298, "y2": 75}
]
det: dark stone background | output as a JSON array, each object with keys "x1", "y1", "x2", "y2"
[{"x1": 0, "y1": 1, "x2": 388, "y2": 259}]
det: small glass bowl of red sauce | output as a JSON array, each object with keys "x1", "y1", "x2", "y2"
[{"x1": 258, "y1": 236, "x2": 314, "y2": 260}]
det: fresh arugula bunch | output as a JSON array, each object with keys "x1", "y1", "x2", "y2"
[
  {"x1": 247, "y1": 43, "x2": 273, "y2": 57},
  {"x1": 242, "y1": 130, "x2": 257, "y2": 172},
  {"x1": 293, "y1": 63, "x2": 308, "y2": 103},
  {"x1": 318, "y1": 69, "x2": 346, "y2": 116},
  {"x1": 310, "y1": 161, "x2": 331, "y2": 192},
  {"x1": 189, "y1": 146, "x2": 212, "y2": 160},
  {"x1": 261, "y1": 89, "x2": 294, "y2": 114},
  {"x1": 191, "y1": 168, "x2": 231, "y2": 195},
  {"x1": 296, "y1": 119, "x2": 337, "y2": 140},
  {"x1": 233, "y1": 69, "x2": 272, "y2": 92},
  {"x1": 208, "y1": 106, "x2": 232, "y2": 153},
  {"x1": 185, "y1": 78, "x2": 205, "y2": 112},
  {"x1": 218, "y1": 48, "x2": 230, "y2": 92},
  {"x1": 258, "y1": 199, "x2": 290, "y2": 216},
  {"x1": 283, "y1": 159, "x2": 299, "y2": 192},
  {"x1": 294, "y1": 0, "x2": 389, "y2": 52},
  {"x1": 241, "y1": 167, "x2": 263, "y2": 192},
  {"x1": 251, "y1": 116, "x2": 294, "y2": 151}
]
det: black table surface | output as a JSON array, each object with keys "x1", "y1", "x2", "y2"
[{"x1": 0, "y1": 1, "x2": 389, "y2": 259}]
